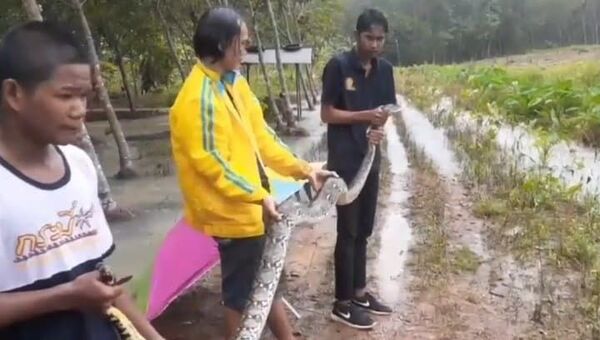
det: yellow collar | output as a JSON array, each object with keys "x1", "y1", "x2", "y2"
[
  {"x1": 196, "y1": 60, "x2": 221, "y2": 82},
  {"x1": 196, "y1": 60, "x2": 239, "y2": 86}
]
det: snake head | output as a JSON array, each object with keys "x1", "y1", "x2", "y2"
[{"x1": 96, "y1": 263, "x2": 115, "y2": 285}]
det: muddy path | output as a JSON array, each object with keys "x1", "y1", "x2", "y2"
[
  {"x1": 91, "y1": 98, "x2": 584, "y2": 338},
  {"x1": 152, "y1": 112, "x2": 542, "y2": 339}
]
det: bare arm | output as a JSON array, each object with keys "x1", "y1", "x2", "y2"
[
  {"x1": 0, "y1": 271, "x2": 121, "y2": 328},
  {"x1": 114, "y1": 291, "x2": 164, "y2": 340},
  {"x1": 0, "y1": 284, "x2": 74, "y2": 328},
  {"x1": 321, "y1": 104, "x2": 376, "y2": 125}
]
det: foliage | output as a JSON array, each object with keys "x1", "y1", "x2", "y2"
[
  {"x1": 424, "y1": 97, "x2": 600, "y2": 335},
  {"x1": 1, "y1": 0, "x2": 344, "y2": 108},
  {"x1": 343, "y1": 0, "x2": 600, "y2": 65},
  {"x1": 397, "y1": 61, "x2": 600, "y2": 146}
]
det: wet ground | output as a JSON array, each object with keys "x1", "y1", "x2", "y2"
[{"x1": 90, "y1": 96, "x2": 596, "y2": 339}]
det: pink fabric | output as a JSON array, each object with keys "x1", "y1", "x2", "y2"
[
  {"x1": 145, "y1": 179, "x2": 304, "y2": 319},
  {"x1": 146, "y1": 218, "x2": 219, "y2": 320}
]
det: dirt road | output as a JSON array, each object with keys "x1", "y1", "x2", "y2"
[{"x1": 92, "y1": 99, "x2": 586, "y2": 339}]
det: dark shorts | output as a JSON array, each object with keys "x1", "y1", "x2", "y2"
[{"x1": 215, "y1": 235, "x2": 285, "y2": 312}]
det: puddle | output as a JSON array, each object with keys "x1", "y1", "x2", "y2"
[
  {"x1": 496, "y1": 126, "x2": 600, "y2": 197},
  {"x1": 431, "y1": 96, "x2": 600, "y2": 198},
  {"x1": 375, "y1": 119, "x2": 412, "y2": 305},
  {"x1": 396, "y1": 96, "x2": 461, "y2": 178}
]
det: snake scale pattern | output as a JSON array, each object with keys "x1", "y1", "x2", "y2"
[
  {"x1": 235, "y1": 105, "x2": 401, "y2": 340},
  {"x1": 235, "y1": 138, "x2": 378, "y2": 339},
  {"x1": 97, "y1": 263, "x2": 146, "y2": 340}
]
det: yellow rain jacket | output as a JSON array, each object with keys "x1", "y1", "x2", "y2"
[{"x1": 170, "y1": 62, "x2": 312, "y2": 238}]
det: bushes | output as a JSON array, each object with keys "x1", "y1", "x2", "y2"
[{"x1": 397, "y1": 62, "x2": 600, "y2": 146}]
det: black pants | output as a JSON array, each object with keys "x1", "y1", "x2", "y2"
[{"x1": 334, "y1": 169, "x2": 379, "y2": 301}]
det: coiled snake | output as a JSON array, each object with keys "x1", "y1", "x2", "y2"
[{"x1": 234, "y1": 105, "x2": 400, "y2": 340}]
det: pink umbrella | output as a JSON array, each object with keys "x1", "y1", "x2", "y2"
[{"x1": 134, "y1": 175, "x2": 307, "y2": 320}]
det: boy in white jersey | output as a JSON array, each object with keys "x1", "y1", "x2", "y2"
[{"x1": 0, "y1": 21, "x2": 163, "y2": 339}]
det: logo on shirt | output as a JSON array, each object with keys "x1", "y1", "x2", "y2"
[
  {"x1": 14, "y1": 201, "x2": 96, "y2": 263},
  {"x1": 345, "y1": 77, "x2": 356, "y2": 91}
]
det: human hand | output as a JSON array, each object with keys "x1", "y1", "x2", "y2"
[
  {"x1": 67, "y1": 271, "x2": 123, "y2": 313},
  {"x1": 367, "y1": 126, "x2": 385, "y2": 145},
  {"x1": 262, "y1": 196, "x2": 282, "y2": 222},
  {"x1": 307, "y1": 169, "x2": 338, "y2": 191},
  {"x1": 369, "y1": 107, "x2": 390, "y2": 126}
]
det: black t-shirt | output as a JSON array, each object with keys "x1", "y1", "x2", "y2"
[{"x1": 321, "y1": 49, "x2": 396, "y2": 178}]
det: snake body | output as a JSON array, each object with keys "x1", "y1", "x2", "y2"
[
  {"x1": 234, "y1": 141, "x2": 377, "y2": 340},
  {"x1": 106, "y1": 306, "x2": 146, "y2": 340},
  {"x1": 97, "y1": 264, "x2": 146, "y2": 340}
]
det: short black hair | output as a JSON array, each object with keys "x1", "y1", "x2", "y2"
[
  {"x1": 0, "y1": 21, "x2": 88, "y2": 93},
  {"x1": 356, "y1": 8, "x2": 389, "y2": 34},
  {"x1": 193, "y1": 7, "x2": 244, "y2": 61}
]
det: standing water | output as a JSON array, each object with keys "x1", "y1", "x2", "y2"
[
  {"x1": 395, "y1": 96, "x2": 487, "y2": 257},
  {"x1": 375, "y1": 118, "x2": 412, "y2": 305},
  {"x1": 397, "y1": 96, "x2": 461, "y2": 178},
  {"x1": 434, "y1": 96, "x2": 600, "y2": 198}
]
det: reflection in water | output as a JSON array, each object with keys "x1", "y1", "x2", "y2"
[{"x1": 375, "y1": 119, "x2": 412, "y2": 304}]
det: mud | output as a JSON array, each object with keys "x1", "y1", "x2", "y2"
[
  {"x1": 88, "y1": 95, "x2": 589, "y2": 339},
  {"x1": 431, "y1": 96, "x2": 600, "y2": 198}
]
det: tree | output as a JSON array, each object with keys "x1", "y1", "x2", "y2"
[
  {"x1": 265, "y1": 0, "x2": 295, "y2": 128},
  {"x1": 21, "y1": 0, "x2": 42, "y2": 20},
  {"x1": 70, "y1": 0, "x2": 137, "y2": 179},
  {"x1": 248, "y1": 0, "x2": 286, "y2": 130},
  {"x1": 280, "y1": 0, "x2": 315, "y2": 111},
  {"x1": 19, "y1": 0, "x2": 125, "y2": 219},
  {"x1": 155, "y1": 0, "x2": 187, "y2": 82}
]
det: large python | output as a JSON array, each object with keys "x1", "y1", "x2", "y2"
[{"x1": 235, "y1": 105, "x2": 401, "y2": 340}]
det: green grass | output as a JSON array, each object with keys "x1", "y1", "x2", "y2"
[
  {"x1": 130, "y1": 266, "x2": 152, "y2": 313},
  {"x1": 450, "y1": 246, "x2": 480, "y2": 273},
  {"x1": 396, "y1": 61, "x2": 600, "y2": 146}
]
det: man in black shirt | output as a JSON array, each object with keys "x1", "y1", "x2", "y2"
[{"x1": 320, "y1": 8, "x2": 397, "y2": 329}]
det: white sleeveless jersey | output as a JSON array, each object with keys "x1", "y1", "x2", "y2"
[{"x1": 0, "y1": 145, "x2": 114, "y2": 292}]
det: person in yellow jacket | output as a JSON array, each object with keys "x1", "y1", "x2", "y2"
[{"x1": 169, "y1": 8, "x2": 334, "y2": 340}]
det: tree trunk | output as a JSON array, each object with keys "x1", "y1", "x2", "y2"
[
  {"x1": 76, "y1": 130, "x2": 112, "y2": 210},
  {"x1": 304, "y1": 65, "x2": 317, "y2": 105},
  {"x1": 21, "y1": 0, "x2": 42, "y2": 20},
  {"x1": 21, "y1": 0, "x2": 125, "y2": 217},
  {"x1": 286, "y1": 1, "x2": 318, "y2": 103},
  {"x1": 281, "y1": 0, "x2": 294, "y2": 44},
  {"x1": 166, "y1": 6, "x2": 193, "y2": 43},
  {"x1": 248, "y1": 0, "x2": 285, "y2": 131},
  {"x1": 72, "y1": 0, "x2": 137, "y2": 179},
  {"x1": 582, "y1": 0, "x2": 589, "y2": 44},
  {"x1": 265, "y1": 0, "x2": 295, "y2": 128},
  {"x1": 156, "y1": 0, "x2": 186, "y2": 82},
  {"x1": 595, "y1": 7, "x2": 600, "y2": 44},
  {"x1": 130, "y1": 61, "x2": 139, "y2": 98},
  {"x1": 558, "y1": 27, "x2": 564, "y2": 45},
  {"x1": 115, "y1": 51, "x2": 136, "y2": 115},
  {"x1": 298, "y1": 68, "x2": 314, "y2": 111},
  {"x1": 285, "y1": 0, "x2": 317, "y2": 105}
]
